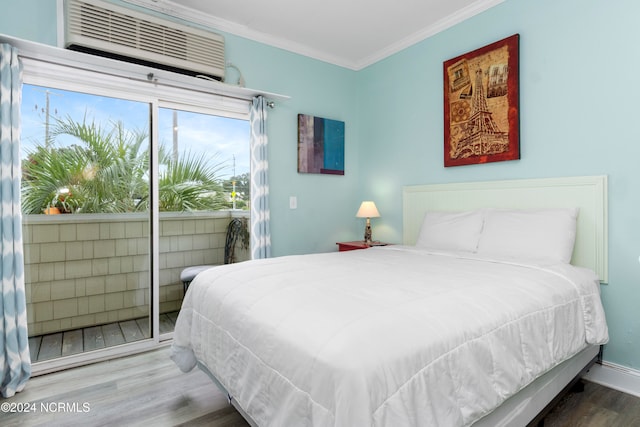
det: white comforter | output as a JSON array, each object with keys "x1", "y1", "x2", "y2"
[{"x1": 171, "y1": 246, "x2": 608, "y2": 427}]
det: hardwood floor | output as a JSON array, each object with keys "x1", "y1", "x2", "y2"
[
  {"x1": 3, "y1": 346, "x2": 249, "y2": 427},
  {"x1": 3, "y1": 347, "x2": 639, "y2": 426},
  {"x1": 543, "y1": 379, "x2": 640, "y2": 427}
]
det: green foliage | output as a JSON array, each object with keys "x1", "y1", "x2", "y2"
[
  {"x1": 157, "y1": 150, "x2": 227, "y2": 212},
  {"x1": 222, "y1": 172, "x2": 250, "y2": 210},
  {"x1": 22, "y1": 115, "x2": 230, "y2": 214}
]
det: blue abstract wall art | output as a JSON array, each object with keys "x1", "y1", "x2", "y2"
[{"x1": 298, "y1": 114, "x2": 345, "y2": 175}]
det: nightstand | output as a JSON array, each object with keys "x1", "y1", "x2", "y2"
[{"x1": 336, "y1": 241, "x2": 389, "y2": 252}]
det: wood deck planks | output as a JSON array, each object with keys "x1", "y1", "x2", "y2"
[
  {"x1": 102, "y1": 322, "x2": 127, "y2": 347},
  {"x1": 119, "y1": 319, "x2": 144, "y2": 342},
  {"x1": 30, "y1": 312, "x2": 179, "y2": 362},
  {"x1": 61, "y1": 329, "x2": 84, "y2": 356},
  {"x1": 136, "y1": 317, "x2": 151, "y2": 338},
  {"x1": 159, "y1": 313, "x2": 175, "y2": 334},
  {"x1": 37, "y1": 333, "x2": 63, "y2": 361},
  {"x1": 28, "y1": 336, "x2": 41, "y2": 362},
  {"x1": 83, "y1": 326, "x2": 106, "y2": 351},
  {"x1": 166, "y1": 311, "x2": 179, "y2": 324}
]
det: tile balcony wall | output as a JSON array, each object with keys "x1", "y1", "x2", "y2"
[{"x1": 23, "y1": 211, "x2": 250, "y2": 337}]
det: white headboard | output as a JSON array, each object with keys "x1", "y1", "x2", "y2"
[{"x1": 403, "y1": 176, "x2": 608, "y2": 282}]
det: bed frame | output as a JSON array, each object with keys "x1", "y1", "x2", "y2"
[
  {"x1": 402, "y1": 175, "x2": 608, "y2": 425},
  {"x1": 197, "y1": 345, "x2": 598, "y2": 427}
]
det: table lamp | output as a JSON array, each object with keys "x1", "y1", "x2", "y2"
[{"x1": 356, "y1": 201, "x2": 380, "y2": 244}]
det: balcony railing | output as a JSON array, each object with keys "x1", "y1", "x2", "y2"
[{"x1": 23, "y1": 210, "x2": 249, "y2": 338}]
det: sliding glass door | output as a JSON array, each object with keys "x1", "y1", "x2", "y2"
[
  {"x1": 21, "y1": 84, "x2": 153, "y2": 362},
  {"x1": 20, "y1": 72, "x2": 251, "y2": 371}
]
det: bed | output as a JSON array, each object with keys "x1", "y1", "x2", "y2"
[{"x1": 171, "y1": 175, "x2": 609, "y2": 427}]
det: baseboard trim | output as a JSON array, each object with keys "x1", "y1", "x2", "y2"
[{"x1": 583, "y1": 361, "x2": 640, "y2": 398}]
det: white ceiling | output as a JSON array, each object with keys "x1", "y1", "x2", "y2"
[{"x1": 127, "y1": 0, "x2": 505, "y2": 70}]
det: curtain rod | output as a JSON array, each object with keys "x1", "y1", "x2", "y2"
[{"x1": 1, "y1": 33, "x2": 290, "y2": 105}]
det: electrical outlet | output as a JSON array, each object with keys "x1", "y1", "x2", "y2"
[{"x1": 289, "y1": 196, "x2": 297, "y2": 209}]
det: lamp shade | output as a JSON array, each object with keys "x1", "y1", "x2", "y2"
[{"x1": 356, "y1": 201, "x2": 380, "y2": 218}]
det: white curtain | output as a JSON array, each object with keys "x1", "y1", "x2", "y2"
[
  {"x1": 0, "y1": 43, "x2": 30, "y2": 398},
  {"x1": 249, "y1": 96, "x2": 271, "y2": 259}
]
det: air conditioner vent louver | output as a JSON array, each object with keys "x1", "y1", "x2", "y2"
[{"x1": 65, "y1": 0, "x2": 225, "y2": 80}]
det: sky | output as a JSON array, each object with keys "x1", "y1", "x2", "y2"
[{"x1": 20, "y1": 84, "x2": 250, "y2": 180}]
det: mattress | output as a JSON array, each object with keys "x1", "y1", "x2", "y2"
[{"x1": 171, "y1": 246, "x2": 608, "y2": 427}]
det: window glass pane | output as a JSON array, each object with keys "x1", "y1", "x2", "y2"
[
  {"x1": 21, "y1": 85, "x2": 150, "y2": 214},
  {"x1": 157, "y1": 107, "x2": 250, "y2": 211}
]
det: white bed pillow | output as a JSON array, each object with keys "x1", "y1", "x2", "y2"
[
  {"x1": 415, "y1": 210, "x2": 484, "y2": 253},
  {"x1": 476, "y1": 208, "x2": 579, "y2": 264}
]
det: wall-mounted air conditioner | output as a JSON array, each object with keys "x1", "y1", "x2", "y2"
[{"x1": 64, "y1": 0, "x2": 225, "y2": 81}]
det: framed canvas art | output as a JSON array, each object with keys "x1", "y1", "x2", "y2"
[
  {"x1": 443, "y1": 34, "x2": 520, "y2": 167},
  {"x1": 298, "y1": 114, "x2": 345, "y2": 175}
]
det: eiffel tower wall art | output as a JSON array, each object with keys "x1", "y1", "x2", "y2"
[{"x1": 443, "y1": 34, "x2": 519, "y2": 167}]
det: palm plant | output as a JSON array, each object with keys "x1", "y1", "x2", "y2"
[
  {"x1": 22, "y1": 114, "x2": 229, "y2": 214},
  {"x1": 22, "y1": 144, "x2": 82, "y2": 214},
  {"x1": 157, "y1": 149, "x2": 227, "y2": 212}
]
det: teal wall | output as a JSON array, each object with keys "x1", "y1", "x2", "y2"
[
  {"x1": 2, "y1": 0, "x2": 639, "y2": 370},
  {"x1": 357, "y1": 0, "x2": 640, "y2": 370},
  {"x1": 224, "y1": 37, "x2": 360, "y2": 256},
  {"x1": 0, "y1": 0, "x2": 57, "y2": 44}
]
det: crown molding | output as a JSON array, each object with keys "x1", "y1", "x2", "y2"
[
  {"x1": 354, "y1": 0, "x2": 506, "y2": 70},
  {"x1": 121, "y1": 0, "x2": 356, "y2": 68},
  {"x1": 122, "y1": 0, "x2": 504, "y2": 71}
]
